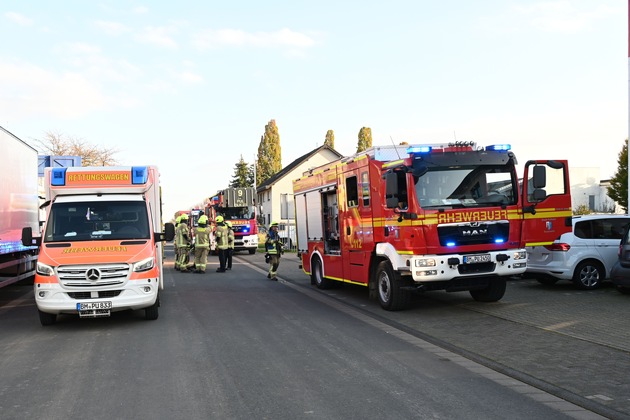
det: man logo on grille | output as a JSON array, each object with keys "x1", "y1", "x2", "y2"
[{"x1": 86, "y1": 268, "x2": 101, "y2": 281}]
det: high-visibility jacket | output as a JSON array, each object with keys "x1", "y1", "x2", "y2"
[
  {"x1": 176, "y1": 223, "x2": 190, "y2": 247},
  {"x1": 195, "y1": 226, "x2": 211, "y2": 249},
  {"x1": 215, "y1": 223, "x2": 229, "y2": 250},
  {"x1": 227, "y1": 227, "x2": 235, "y2": 250}
]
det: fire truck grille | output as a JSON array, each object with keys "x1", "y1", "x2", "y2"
[
  {"x1": 57, "y1": 264, "x2": 130, "y2": 287},
  {"x1": 438, "y1": 222, "x2": 510, "y2": 247},
  {"x1": 68, "y1": 290, "x2": 123, "y2": 299}
]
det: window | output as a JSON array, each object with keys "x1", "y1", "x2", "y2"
[
  {"x1": 346, "y1": 176, "x2": 358, "y2": 207},
  {"x1": 361, "y1": 172, "x2": 370, "y2": 207}
]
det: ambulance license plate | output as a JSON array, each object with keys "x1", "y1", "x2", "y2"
[
  {"x1": 77, "y1": 301, "x2": 113, "y2": 311},
  {"x1": 463, "y1": 254, "x2": 491, "y2": 264}
]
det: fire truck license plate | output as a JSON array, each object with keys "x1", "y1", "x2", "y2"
[
  {"x1": 463, "y1": 254, "x2": 491, "y2": 264},
  {"x1": 77, "y1": 301, "x2": 112, "y2": 311}
]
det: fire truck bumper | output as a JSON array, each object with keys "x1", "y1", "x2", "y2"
[{"x1": 409, "y1": 249, "x2": 528, "y2": 283}]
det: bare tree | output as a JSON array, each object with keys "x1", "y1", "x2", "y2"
[{"x1": 34, "y1": 131, "x2": 119, "y2": 166}]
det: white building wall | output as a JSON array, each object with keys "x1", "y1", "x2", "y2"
[
  {"x1": 258, "y1": 149, "x2": 342, "y2": 229},
  {"x1": 569, "y1": 167, "x2": 621, "y2": 213}
]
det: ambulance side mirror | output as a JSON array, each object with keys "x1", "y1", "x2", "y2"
[{"x1": 161, "y1": 223, "x2": 175, "y2": 242}]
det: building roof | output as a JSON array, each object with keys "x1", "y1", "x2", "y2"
[{"x1": 256, "y1": 144, "x2": 343, "y2": 192}]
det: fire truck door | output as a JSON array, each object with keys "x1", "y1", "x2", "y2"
[
  {"x1": 521, "y1": 160, "x2": 572, "y2": 247},
  {"x1": 340, "y1": 173, "x2": 368, "y2": 285}
]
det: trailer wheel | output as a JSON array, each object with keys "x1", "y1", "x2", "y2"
[
  {"x1": 38, "y1": 310, "x2": 57, "y2": 326},
  {"x1": 469, "y1": 278, "x2": 506, "y2": 302},
  {"x1": 145, "y1": 296, "x2": 160, "y2": 320},
  {"x1": 376, "y1": 261, "x2": 410, "y2": 311},
  {"x1": 311, "y1": 256, "x2": 332, "y2": 289}
]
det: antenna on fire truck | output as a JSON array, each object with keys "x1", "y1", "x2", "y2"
[{"x1": 389, "y1": 136, "x2": 402, "y2": 159}]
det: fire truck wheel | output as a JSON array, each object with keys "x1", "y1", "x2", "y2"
[
  {"x1": 376, "y1": 260, "x2": 411, "y2": 311},
  {"x1": 311, "y1": 256, "x2": 333, "y2": 289},
  {"x1": 145, "y1": 296, "x2": 160, "y2": 320},
  {"x1": 38, "y1": 310, "x2": 57, "y2": 326},
  {"x1": 469, "y1": 278, "x2": 506, "y2": 302}
]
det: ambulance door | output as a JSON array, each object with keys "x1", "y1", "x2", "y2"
[
  {"x1": 521, "y1": 160, "x2": 572, "y2": 247},
  {"x1": 340, "y1": 172, "x2": 368, "y2": 284}
]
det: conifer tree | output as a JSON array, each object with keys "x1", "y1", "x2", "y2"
[
  {"x1": 256, "y1": 119, "x2": 282, "y2": 186},
  {"x1": 607, "y1": 139, "x2": 628, "y2": 212},
  {"x1": 230, "y1": 155, "x2": 251, "y2": 188},
  {"x1": 324, "y1": 130, "x2": 335, "y2": 149},
  {"x1": 356, "y1": 127, "x2": 373, "y2": 153}
]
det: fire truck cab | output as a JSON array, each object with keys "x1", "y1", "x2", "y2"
[{"x1": 293, "y1": 142, "x2": 572, "y2": 311}]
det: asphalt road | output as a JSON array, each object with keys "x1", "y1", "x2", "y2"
[{"x1": 0, "y1": 246, "x2": 627, "y2": 419}]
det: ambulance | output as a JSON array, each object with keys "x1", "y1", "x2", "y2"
[{"x1": 22, "y1": 166, "x2": 174, "y2": 325}]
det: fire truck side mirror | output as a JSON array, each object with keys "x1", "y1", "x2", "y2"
[
  {"x1": 532, "y1": 165, "x2": 547, "y2": 188},
  {"x1": 385, "y1": 172, "x2": 399, "y2": 208}
]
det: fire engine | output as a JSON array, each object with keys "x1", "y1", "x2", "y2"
[
  {"x1": 206, "y1": 187, "x2": 259, "y2": 254},
  {"x1": 22, "y1": 166, "x2": 175, "y2": 325},
  {"x1": 293, "y1": 142, "x2": 572, "y2": 311}
]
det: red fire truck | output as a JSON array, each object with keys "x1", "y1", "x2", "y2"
[
  {"x1": 206, "y1": 187, "x2": 259, "y2": 254},
  {"x1": 293, "y1": 142, "x2": 572, "y2": 311}
]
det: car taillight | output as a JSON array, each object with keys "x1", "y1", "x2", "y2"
[{"x1": 544, "y1": 243, "x2": 571, "y2": 252}]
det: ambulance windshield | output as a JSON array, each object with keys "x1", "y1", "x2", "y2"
[
  {"x1": 415, "y1": 165, "x2": 517, "y2": 209},
  {"x1": 44, "y1": 201, "x2": 150, "y2": 242}
]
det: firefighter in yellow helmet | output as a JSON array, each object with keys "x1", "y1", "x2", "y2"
[
  {"x1": 175, "y1": 213, "x2": 191, "y2": 272},
  {"x1": 214, "y1": 215, "x2": 228, "y2": 272},
  {"x1": 193, "y1": 215, "x2": 212, "y2": 273},
  {"x1": 265, "y1": 221, "x2": 283, "y2": 280},
  {"x1": 174, "y1": 215, "x2": 182, "y2": 270},
  {"x1": 225, "y1": 221, "x2": 235, "y2": 270}
]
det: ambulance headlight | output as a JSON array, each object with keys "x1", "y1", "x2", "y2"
[
  {"x1": 36, "y1": 262, "x2": 55, "y2": 276},
  {"x1": 134, "y1": 257, "x2": 155, "y2": 272}
]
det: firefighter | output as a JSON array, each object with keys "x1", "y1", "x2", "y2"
[
  {"x1": 265, "y1": 221, "x2": 283, "y2": 280},
  {"x1": 214, "y1": 215, "x2": 229, "y2": 272},
  {"x1": 193, "y1": 215, "x2": 212, "y2": 273},
  {"x1": 225, "y1": 221, "x2": 235, "y2": 270},
  {"x1": 176, "y1": 213, "x2": 192, "y2": 272},
  {"x1": 174, "y1": 215, "x2": 182, "y2": 270}
]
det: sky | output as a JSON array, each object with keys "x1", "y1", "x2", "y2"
[{"x1": 1, "y1": 1, "x2": 627, "y2": 220}]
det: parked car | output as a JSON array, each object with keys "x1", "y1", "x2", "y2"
[
  {"x1": 609, "y1": 223, "x2": 630, "y2": 295},
  {"x1": 525, "y1": 214, "x2": 630, "y2": 290}
]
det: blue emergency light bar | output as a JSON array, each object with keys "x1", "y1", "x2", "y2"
[
  {"x1": 132, "y1": 166, "x2": 148, "y2": 184},
  {"x1": 486, "y1": 144, "x2": 511, "y2": 151},
  {"x1": 406, "y1": 146, "x2": 432, "y2": 154},
  {"x1": 51, "y1": 168, "x2": 67, "y2": 186}
]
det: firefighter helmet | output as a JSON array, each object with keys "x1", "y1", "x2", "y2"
[
  {"x1": 270, "y1": 221, "x2": 279, "y2": 227},
  {"x1": 198, "y1": 215, "x2": 208, "y2": 225},
  {"x1": 181, "y1": 214, "x2": 189, "y2": 221},
  {"x1": 216, "y1": 215, "x2": 224, "y2": 223}
]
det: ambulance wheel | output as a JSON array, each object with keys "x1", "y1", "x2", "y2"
[
  {"x1": 470, "y1": 278, "x2": 506, "y2": 302},
  {"x1": 376, "y1": 261, "x2": 410, "y2": 311},
  {"x1": 145, "y1": 296, "x2": 160, "y2": 320},
  {"x1": 311, "y1": 256, "x2": 332, "y2": 289},
  {"x1": 38, "y1": 310, "x2": 57, "y2": 326},
  {"x1": 249, "y1": 249, "x2": 256, "y2": 255}
]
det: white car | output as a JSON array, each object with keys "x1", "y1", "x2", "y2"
[{"x1": 525, "y1": 214, "x2": 630, "y2": 290}]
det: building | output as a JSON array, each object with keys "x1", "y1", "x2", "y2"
[
  {"x1": 256, "y1": 145, "x2": 343, "y2": 246},
  {"x1": 569, "y1": 167, "x2": 622, "y2": 213}
]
